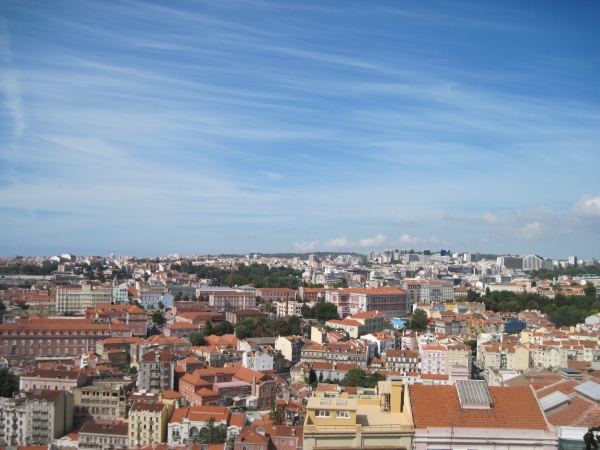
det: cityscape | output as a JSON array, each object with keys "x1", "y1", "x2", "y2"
[
  {"x1": 0, "y1": 249, "x2": 599, "y2": 449},
  {"x1": 1, "y1": 1, "x2": 599, "y2": 450}
]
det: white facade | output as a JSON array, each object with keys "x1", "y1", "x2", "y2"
[
  {"x1": 56, "y1": 285, "x2": 112, "y2": 314},
  {"x1": 0, "y1": 398, "x2": 27, "y2": 446},
  {"x1": 242, "y1": 350, "x2": 273, "y2": 371}
]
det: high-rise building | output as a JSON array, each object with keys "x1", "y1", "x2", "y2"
[{"x1": 496, "y1": 256, "x2": 524, "y2": 270}]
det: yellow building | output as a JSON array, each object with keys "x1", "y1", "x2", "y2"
[
  {"x1": 303, "y1": 379, "x2": 414, "y2": 450},
  {"x1": 128, "y1": 401, "x2": 172, "y2": 447}
]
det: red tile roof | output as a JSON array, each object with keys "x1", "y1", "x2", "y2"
[{"x1": 409, "y1": 384, "x2": 549, "y2": 430}]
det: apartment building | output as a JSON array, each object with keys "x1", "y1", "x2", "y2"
[
  {"x1": 403, "y1": 280, "x2": 454, "y2": 304},
  {"x1": 383, "y1": 349, "x2": 419, "y2": 374},
  {"x1": 78, "y1": 419, "x2": 129, "y2": 450},
  {"x1": 72, "y1": 380, "x2": 135, "y2": 424},
  {"x1": 0, "y1": 397, "x2": 27, "y2": 446},
  {"x1": 256, "y1": 288, "x2": 298, "y2": 301},
  {"x1": 56, "y1": 284, "x2": 112, "y2": 314},
  {"x1": 420, "y1": 345, "x2": 446, "y2": 375},
  {"x1": 275, "y1": 336, "x2": 311, "y2": 365},
  {"x1": 138, "y1": 347, "x2": 176, "y2": 392},
  {"x1": 128, "y1": 401, "x2": 171, "y2": 447},
  {"x1": 301, "y1": 342, "x2": 369, "y2": 369},
  {"x1": 303, "y1": 379, "x2": 414, "y2": 450},
  {"x1": 26, "y1": 390, "x2": 74, "y2": 446}
]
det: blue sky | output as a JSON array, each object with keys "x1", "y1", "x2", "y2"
[{"x1": 0, "y1": 1, "x2": 599, "y2": 259}]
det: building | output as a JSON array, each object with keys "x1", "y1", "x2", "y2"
[
  {"x1": 225, "y1": 309, "x2": 269, "y2": 324},
  {"x1": 26, "y1": 390, "x2": 74, "y2": 446},
  {"x1": 86, "y1": 304, "x2": 148, "y2": 337},
  {"x1": 242, "y1": 350, "x2": 274, "y2": 372},
  {"x1": 303, "y1": 379, "x2": 414, "y2": 450},
  {"x1": 496, "y1": 256, "x2": 524, "y2": 270},
  {"x1": 403, "y1": 281, "x2": 454, "y2": 304},
  {"x1": 256, "y1": 288, "x2": 298, "y2": 301},
  {"x1": 138, "y1": 347, "x2": 176, "y2": 392},
  {"x1": 78, "y1": 419, "x2": 129, "y2": 450},
  {"x1": 408, "y1": 380, "x2": 557, "y2": 449},
  {"x1": 0, "y1": 318, "x2": 132, "y2": 367},
  {"x1": 326, "y1": 287, "x2": 409, "y2": 319},
  {"x1": 163, "y1": 322, "x2": 199, "y2": 340},
  {"x1": 167, "y1": 405, "x2": 230, "y2": 446},
  {"x1": 275, "y1": 336, "x2": 311, "y2": 365},
  {"x1": 72, "y1": 380, "x2": 135, "y2": 424},
  {"x1": 56, "y1": 284, "x2": 112, "y2": 314},
  {"x1": 0, "y1": 397, "x2": 27, "y2": 446},
  {"x1": 420, "y1": 345, "x2": 446, "y2": 376},
  {"x1": 209, "y1": 292, "x2": 257, "y2": 312},
  {"x1": 128, "y1": 401, "x2": 171, "y2": 447},
  {"x1": 300, "y1": 342, "x2": 369, "y2": 369},
  {"x1": 383, "y1": 350, "x2": 419, "y2": 374},
  {"x1": 20, "y1": 368, "x2": 87, "y2": 392}
]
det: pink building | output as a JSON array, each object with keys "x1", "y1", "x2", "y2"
[
  {"x1": 420, "y1": 344, "x2": 446, "y2": 375},
  {"x1": 20, "y1": 368, "x2": 87, "y2": 392}
]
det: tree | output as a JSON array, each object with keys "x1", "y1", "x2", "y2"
[
  {"x1": 585, "y1": 282, "x2": 597, "y2": 298},
  {"x1": 151, "y1": 311, "x2": 165, "y2": 325},
  {"x1": 16, "y1": 302, "x2": 29, "y2": 310},
  {"x1": 183, "y1": 295, "x2": 190, "y2": 302},
  {"x1": 189, "y1": 332, "x2": 206, "y2": 346},
  {"x1": 305, "y1": 366, "x2": 317, "y2": 384},
  {"x1": 127, "y1": 366, "x2": 138, "y2": 378},
  {"x1": 157, "y1": 301, "x2": 165, "y2": 309},
  {"x1": 464, "y1": 339, "x2": 477, "y2": 357},
  {"x1": 270, "y1": 401, "x2": 286, "y2": 426},
  {"x1": 265, "y1": 301, "x2": 274, "y2": 313},
  {"x1": 408, "y1": 309, "x2": 428, "y2": 331},
  {"x1": 584, "y1": 426, "x2": 600, "y2": 449},
  {"x1": 203, "y1": 320, "x2": 214, "y2": 336},
  {"x1": 0, "y1": 369, "x2": 19, "y2": 398},
  {"x1": 214, "y1": 321, "x2": 234, "y2": 336},
  {"x1": 174, "y1": 292, "x2": 183, "y2": 302},
  {"x1": 195, "y1": 417, "x2": 228, "y2": 444},
  {"x1": 288, "y1": 315, "x2": 301, "y2": 335}
]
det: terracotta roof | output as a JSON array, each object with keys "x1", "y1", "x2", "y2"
[
  {"x1": 27, "y1": 390, "x2": 65, "y2": 402},
  {"x1": 409, "y1": 384, "x2": 549, "y2": 430},
  {"x1": 130, "y1": 401, "x2": 166, "y2": 413}
]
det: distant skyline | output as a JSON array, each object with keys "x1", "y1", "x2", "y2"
[{"x1": 0, "y1": 1, "x2": 599, "y2": 258}]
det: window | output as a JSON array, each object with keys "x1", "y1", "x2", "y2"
[
  {"x1": 335, "y1": 411, "x2": 350, "y2": 419},
  {"x1": 315, "y1": 410, "x2": 330, "y2": 418}
]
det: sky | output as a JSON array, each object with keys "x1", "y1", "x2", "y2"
[{"x1": 0, "y1": 1, "x2": 599, "y2": 259}]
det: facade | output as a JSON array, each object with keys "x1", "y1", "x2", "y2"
[
  {"x1": 138, "y1": 347, "x2": 176, "y2": 392},
  {"x1": 300, "y1": 342, "x2": 369, "y2": 369},
  {"x1": 72, "y1": 380, "x2": 135, "y2": 424},
  {"x1": 128, "y1": 401, "x2": 171, "y2": 447},
  {"x1": 209, "y1": 292, "x2": 257, "y2": 312},
  {"x1": 86, "y1": 304, "x2": 148, "y2": 337},
  {"x1": 496, "y1": 256, "x2": 524, "y2": 270},
  {"x1": 78, "y1": 419, "x2": 129, "y2": 450},
  {"x1": 0, "y1": 397, "x2": 27, "y2": 446},
  {"x1": 383, "y1": 350, "x2": 419, "y2": 374},
  {"x1": 163, "y1": 322, "x2": 199, "y2": 340},
  {"x1": 303, "y1": 379, "x2": 414, "y2": 450},
  {"x1": 242, "y1": 350, "x2": 274, "y2": 372},
  {"x1": 275, "y1": 336, "x2": 310, "y2": 365},
  {"x1": 26, "y1": 390, "x2": 74, "y2": 446},
  {"x1": 0, "y1": 318, "x2": 132, "y2": 367},
  {"x1": 326, "y1": 287, "x2": 409, "y2": 319},
  {"x1": 403, "y1": 280, "x2": 454, "y2": 304},
  {"x1": 56, "y1": 284, "x2": 112, "y2": 314},
  {"x1": 420, "y1": 345, "x2": 447, "y2": 376},
  {"x1": 256, "y1": 288, "x2": 298, "y2": 301},
  {"x1": 20, "y1": 368, "x2": 87, "y2": 392},
  {"x1": 167, "y1": 405, "x2": 230, "y2": 446}
]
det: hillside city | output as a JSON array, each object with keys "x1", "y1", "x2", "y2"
[{"x1": 0, "y1": 249, "x2": 599, "y2": 450}]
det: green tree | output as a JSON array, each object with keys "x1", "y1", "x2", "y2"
[
  {"x1": 270, "y1": 402, "x2": 286, "y2": 426},
  {"x1": 408, "y1": 309, "x2": 428, "y2": 331},
  {"x1": 203, "y1": 320, "x2": 214, "y2": 336},
  {"x1": 195, "y1": 417, "x2": 228, "y2": 444},
  {"x1": 288, "y1": 315, "x2": 301, "y2": 335},
  {"x1": 585, "y1": 282, "x2": 597, "y2": 298},
  {"x1": 305, "y1": 366, "x2": 317, "y2": 384},
  {"x1": 151, "y1": 311, "x2": 165, "y2": 325},
  {"x1": 342, "y1": 368, "x2": 366, "y2": 387},
  {"x1": 0, "y1": 369, "x2": 19, "y2": 398},
  {"x1": 189, "y1": 332, "x2": 207, "y2": 346},
  {"x1": 214, "y1": 321, "x2": 234, "y2": 336},
  {"x1": 157, "y1": 301, "x2": 165, "y2": 309},
  {"x1": 127, "y1": 366, "x2": 138, "y2": 378},
  {"x1": 265, "y1": 301, "x2": 274, "y2": 313},
  {"x1": 16, "y1": 302, "x2": 29, "y2": 310},
  {"x1": 183, "y1": 295, "x2": 190, "y2": 301}
]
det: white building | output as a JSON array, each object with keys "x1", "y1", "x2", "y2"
[
  {"x1": 0, "y1": 398, "x2": 27, "y2": 446},
  {"x1": 56, "y1": 284, "x2": 112, "y2": 314},
  {"x1": 242, "y1": 350, "x2": 273, "y2": 371}
]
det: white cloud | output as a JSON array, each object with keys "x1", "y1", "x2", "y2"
[
  {"x1": 324, "y1": 236, "x2": 351, "y2": 249},
  {"x1": 572, "y1": 195, "x2": 600, "y2": 217},
  {"x1": 518, "y1": 222, "x2": 543, "y2": 240},
  {"x1": 399, "y1": 234, "x2": 425, "y2": 245},
  {"x1": 481, "y1": 212, "x2": 499, "y2": 224},
  {"x1": 293, "y1": 240, "x2": 320, "y2": 251},
  {"x1": 357, "y1": 233, "x2": 387, "y2": 247}
]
